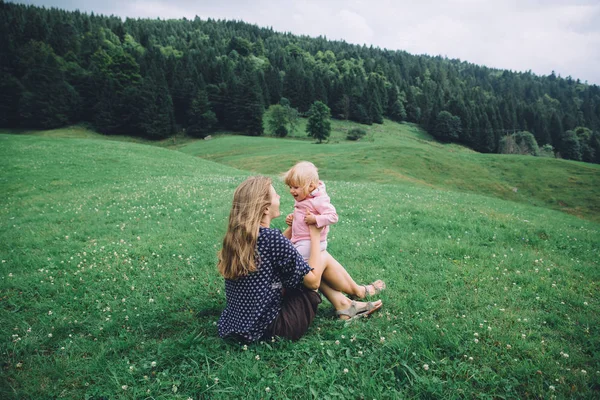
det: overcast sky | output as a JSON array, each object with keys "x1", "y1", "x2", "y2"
[{"x1": 14, "y1": 0, "x2": 600, "y2": 85}]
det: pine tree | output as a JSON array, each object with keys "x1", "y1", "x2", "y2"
[
  {"x1": 0, "y1": 72, "x2": 24, "y2": 127},
  {"x1": 17, "y1": 41, "x2": 80, "y2": 129},
  {"x1": 187, "y1": 89, "x2": 217, "y2": 138},
  {"x1": 138, "y1": 72, "x2": 175, "y2": 139}
]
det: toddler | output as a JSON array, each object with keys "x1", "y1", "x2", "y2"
[
  {"x1": 282, "y1": 161, "x2": 338, "y2": 260},
  {"x1": 282, "y1": 161, "x2": 386, "y2": 302}
]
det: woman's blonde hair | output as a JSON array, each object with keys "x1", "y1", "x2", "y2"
[
  {"x1": 282, "y1": 161, "x2": 319, "y2": 194},
  {"x1": 217, "y1": 176, "x2": 272, "y2": 280}
]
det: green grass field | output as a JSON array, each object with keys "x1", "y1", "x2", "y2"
[{"x1": 1, "y1": 126, "x2": 599, "y2": 399}]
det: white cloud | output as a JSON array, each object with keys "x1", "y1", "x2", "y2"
[{"x1": 334, "y1": 10, "x2": 374, "y2": 45}]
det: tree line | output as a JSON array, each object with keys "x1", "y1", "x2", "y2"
[{"x1": 1, "y1": 2, "x2": 599, "y2": 162}]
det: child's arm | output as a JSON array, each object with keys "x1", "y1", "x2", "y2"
[{"x1": 306, "y1": 196, "x2": 338, "y2": 227}]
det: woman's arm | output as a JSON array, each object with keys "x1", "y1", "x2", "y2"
[
  {"x1": 302, "y1": 225, "x2": 323, "y2": 290},
  {"x1": 282, "y1": 226, "x2": 292, "y2": 239},
  {"x1": 282, "y1": 213, "x2": 293, "y2": 239}
]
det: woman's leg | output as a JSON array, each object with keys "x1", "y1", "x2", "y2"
[
  {"x1": 319, "y1": 252, "x2": 364, "y2": 298},
  {"x1": 264, "y1": 288, "x2": 321, "y2": 341},
  {"x1": 318, "y1": 252, "x2": 385, "y2": 298}
]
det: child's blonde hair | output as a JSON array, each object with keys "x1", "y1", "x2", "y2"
[{"x1": 282, "y1": 161, "x2": 319, "y2": 193}]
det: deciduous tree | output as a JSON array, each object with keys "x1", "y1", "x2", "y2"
[{"x1": 306, "y1": 101, "x2": 331, "y2": 143}]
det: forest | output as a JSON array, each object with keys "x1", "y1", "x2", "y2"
[{"x1": 1, "y1": 1, "x2": 599, "y2": 162}]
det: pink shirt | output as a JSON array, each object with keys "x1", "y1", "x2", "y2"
[{"x1": 291, "y1": 181, "x2": 338, "y2": 243}]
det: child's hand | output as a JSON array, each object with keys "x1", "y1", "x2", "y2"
[
  {"x1": 285, "y1": 213, "x2": 294, "y2": 226},
  {"x1": 304, "y1": 210, "x2": 317, "y2": 225}
]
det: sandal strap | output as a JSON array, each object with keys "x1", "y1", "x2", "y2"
[{"x1": 336, "y1": 301, "x2": 358, "y2": 317}]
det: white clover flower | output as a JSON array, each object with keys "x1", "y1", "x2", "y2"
[
  {"x1": 343, "y1": 368, "x2": 349, "y2": 374},
  {"x1": 474, "y1": 333, "x2": 479, "y2": 337},
  {"x1": 549, "y1": 385, "x2": 555, "y2": 391},
  {"x1": 335, "y1": 340, "x2": 340, "y2": 345},
  {"x1": 474, "y1": 339, "x2": 479, "y2": 343},
  {"x1": 423, "y1": 364, "x2": 429, "y2": 371},
  {"x1": 242, "y1": 344, "x2": 248, "y2": 351},
  {"x1": 581, "y1": 370, "x2": 587, "y2": 375},
  {"x1": 265, "y1": 387, "x2": 271, "y2": 392},
  {"x1": 506, "y1": 344, "x2": 512, "y2": 349},
  {"x1": 151, "y1": 361, "x2": 157, "y2": 367},
  {"x1": 255, "y1": 355, "x2": 260, "y2": 360},
  {"x1": 122, "y1": 385, "x2": 128, "y2": 390}
]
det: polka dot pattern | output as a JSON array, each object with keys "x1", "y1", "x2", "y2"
[{"x1": 218, "y1": 227, "x2": 312, "y2": 342}]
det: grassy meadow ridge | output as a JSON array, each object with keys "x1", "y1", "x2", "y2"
[
  {"x1": 1, "y1": 125, "x2": 599, "y2": 399},
  {"x1": 178, "y1": 119, "x2": 600, "y2": 223}
]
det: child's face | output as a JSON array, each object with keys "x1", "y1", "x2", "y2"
[{"x1": 288, "y1": 182, "x2": 317, "y2": 202}]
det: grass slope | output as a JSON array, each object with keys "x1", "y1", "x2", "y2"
[
  {"x1": 178, "y1": 119, "x2": 600, "y2": 223},
  {"x1": 1, "y1": 134, "x2": 598, "y2": 399}
]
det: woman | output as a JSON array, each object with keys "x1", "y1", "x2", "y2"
[{"x1": 217, "y1": 176, "x2": 383, "y2": 342}]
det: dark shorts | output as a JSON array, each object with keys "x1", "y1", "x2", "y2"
[{"x1": 264, "y1": 288, "x2": 322, "y2": 341}]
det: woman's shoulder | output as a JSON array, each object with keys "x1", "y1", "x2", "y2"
[
  {"x1": 258, "y1": 227, "x2": 292, "y2": 247},
  {"x1": 259, "y1": 227, "x2": 284, "y2": 241}
]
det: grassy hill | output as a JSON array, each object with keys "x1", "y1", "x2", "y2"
[
  {"x1": 1, "y1": 133, "x2": 598, "y2": 399},
  {"x1": 177, "y1": 119, "x2": 600, "y2": 223}
]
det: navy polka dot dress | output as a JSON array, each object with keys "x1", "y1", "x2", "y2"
[{"x1": 218, "y1": 227, "x2": 312, "y2": 342}]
